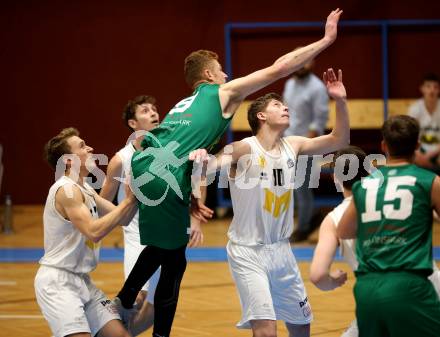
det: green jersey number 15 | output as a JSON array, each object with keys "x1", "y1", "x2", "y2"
[{"x1": 361, "y1": 176, "x2": 416, "y2": 223}]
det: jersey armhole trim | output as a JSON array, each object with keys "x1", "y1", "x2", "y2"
[
  {"x1": 52, "y1": 184, "x2": 75, "y2": 224},
  {"x1": 229, "y1": 138, "x2": 253, "y2": 182}
]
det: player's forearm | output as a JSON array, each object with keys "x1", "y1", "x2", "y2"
[
  {"x1": 329, "y1": 98, "x2": 350, "y2": 149},
  {"x1": 273, "y1": 38, "x2": 332, "y2": 77},
  {"x1": 199, "y1": 184, "x2": 207, "y2": 204},
  {"x1": 99, "y1": 180, "x2": 118, "y2": 201},
  {"x1": 206, "y1": 149, "x2": 236, "y2": 174},
  {"x1": 88, "y1": 198, "x2": 137, "y2": 242},
  {"x1": 191, "y1": 178, "x2": 207, "y2": 199},
  {"x1": 116, "y1": 198, "x2": 139, "y2": 227}
]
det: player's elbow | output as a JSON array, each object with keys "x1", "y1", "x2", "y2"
[
  {"x1": 271, "y1": 61, "x2": 291, "y2": 79},
  {"x1": 310, "y1": 272, "x2": 334, "y2": 291},
  {"x1": 310, "y1": 268, "x2": 326, "y2": 288},
  {"x1": 309, "y1": 273, "x2": 321, "y2": 286},
  {"x1": 330, "y1": 131, "x2": 350, "y2": 150},
  {"x1": 88, "y1": 233, "x2": 102, "y2": 243},
  {"x1": 86, "y1": 227, "x2": 105, "y2": 243}
]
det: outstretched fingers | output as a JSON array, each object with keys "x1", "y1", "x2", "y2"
[
  {"x1": 189, "y1": 148, "x2": 208, "y2": 163},
  {"x1": 323, "y1": 68, "x2": 342, "y2": 85},
  {"x1": 327, "y1": 68, "x2": 337, "y2": 82},
  {"x1": 328, "y1": 8, "x2": 343, "y2": 20}
]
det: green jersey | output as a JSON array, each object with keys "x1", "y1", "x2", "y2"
[
  {"x1": 131, "y1": 83, "x2": 231, "y2": 249},
  {"x1": 352, "y1": 164, "x2": 436, "y2": 276}
]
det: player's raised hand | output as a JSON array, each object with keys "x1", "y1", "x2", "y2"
[
  {"x1": 324, "y1": 8, "x2": 343, "y2": 43},
  {"x1": 323, "y1": 68, "x2": 347, "y2": 100}
]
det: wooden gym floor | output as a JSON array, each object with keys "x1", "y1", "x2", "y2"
[{"x1": 0, "y1": 205, "x2": 439, "y2": 336}]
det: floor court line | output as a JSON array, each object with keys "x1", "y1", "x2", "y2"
[
  {"x1": 1, "y1": 247, "x2": 440, "y2": 263},
  {"x1": 0, "y1": 315, "x2": 44, "y2": 319}
]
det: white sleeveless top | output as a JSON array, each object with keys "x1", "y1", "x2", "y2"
[
  {"x1": 328, "y1": 196, "x2": 358, "y2": 271},
  {"x1": 228, "y1": 136, "x2": 297, "y2": 246},
  {"x1": 39, "y1": 176, "x2": 100, "y2": 273},
  {"x1": 116, "y1": 142, "x2": 139, "y2": 235}
]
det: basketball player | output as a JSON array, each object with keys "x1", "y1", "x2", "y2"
[
  {"x1": 115, "y1": 9, "x2": 343, "y2": 337},
  {"x1": 101, "y1": 95, "x2": 209, "y2": 335},
  {"x1": 100, "y1": 95, "x2": 161, "y2": 335},
  {"x1": 310, "y1": 146, "x2": 370, "y2": 337},
  {"x1": 337, "y1": 115, "x2": 440, "y2": 337},
  {"x1": 191, "y1": 67, "x2": 349, "y2": 337},
  {"x1": 311, "y1": 143, "x2": 440, "y2": 337},
  {"x1": 35, "y1": 127, "x2": 138, "y2": 337}
]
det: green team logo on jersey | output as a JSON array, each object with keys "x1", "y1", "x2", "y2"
[{"x1": 131, "y1": 131, "x2": 187, "y2": 206}]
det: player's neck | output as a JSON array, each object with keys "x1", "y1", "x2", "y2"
[
  {"x1": 386, "y1": 156, "x2": 412, "y2": 166},
  {"x1": 342, "y1": 189, "x2": 352, "y2": 198},
  {"x1": 192, "y1": 80, "x2": 209, "y2": 90},
  {"x1": 424, "y1": 97, "x2": 438, "y2": 114},
  {"x1": 64, "y1": 169, "x2": 87, "y2": 187},
  {"x1": 255, "y1": 129, "x2": 283, "y2": 153}
]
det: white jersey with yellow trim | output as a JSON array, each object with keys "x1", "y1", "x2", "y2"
[
  {"x1": 39, "y1": 176, "x2": 100, "y2": 274},
  {"x1": 228, "y1": 136, "x2": 297, "y2": 246}
]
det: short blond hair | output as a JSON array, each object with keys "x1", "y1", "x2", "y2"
[{"x1": 184, "y1": 50, "x2": 219, "y2": 88}]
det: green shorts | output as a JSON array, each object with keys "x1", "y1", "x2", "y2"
[{"x1": 354, "y1": 271, "x2": 440, "y2": 337}]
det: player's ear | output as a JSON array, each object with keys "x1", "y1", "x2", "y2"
[
  {"x1": 257, "y1": 111, "x2": 266, "y2": 122},
  {"x1": 128, "y1": 119, "x2": 137, "y2": 130},
  {"x1": 204, "y1": 68, "x2": 214, "y2": 82}
]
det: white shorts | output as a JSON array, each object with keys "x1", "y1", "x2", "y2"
[
  {"x1": 124, "y1": 228, "x2": 160, "y2": 303},
  {"x1": 34, "y1": 265, "x2": 120, "y2": 337},
  {"x1": 227, "y1": 239, "x2": 312, "y2": 329}
]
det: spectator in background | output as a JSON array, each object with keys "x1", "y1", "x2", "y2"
[
  {"x1": 408, "y1": 73, "x2": 440, "y2": 174},
  {"x1": 283, "y1": 59, "x2": 329, "y2": 242}
]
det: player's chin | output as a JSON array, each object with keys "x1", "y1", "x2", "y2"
[
  {"x1": 84, "y1": 160, "x2": 97, "y2": 171},
  {"x1": 279, "y1": 120, "x2": 290, "y2": 129}
]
